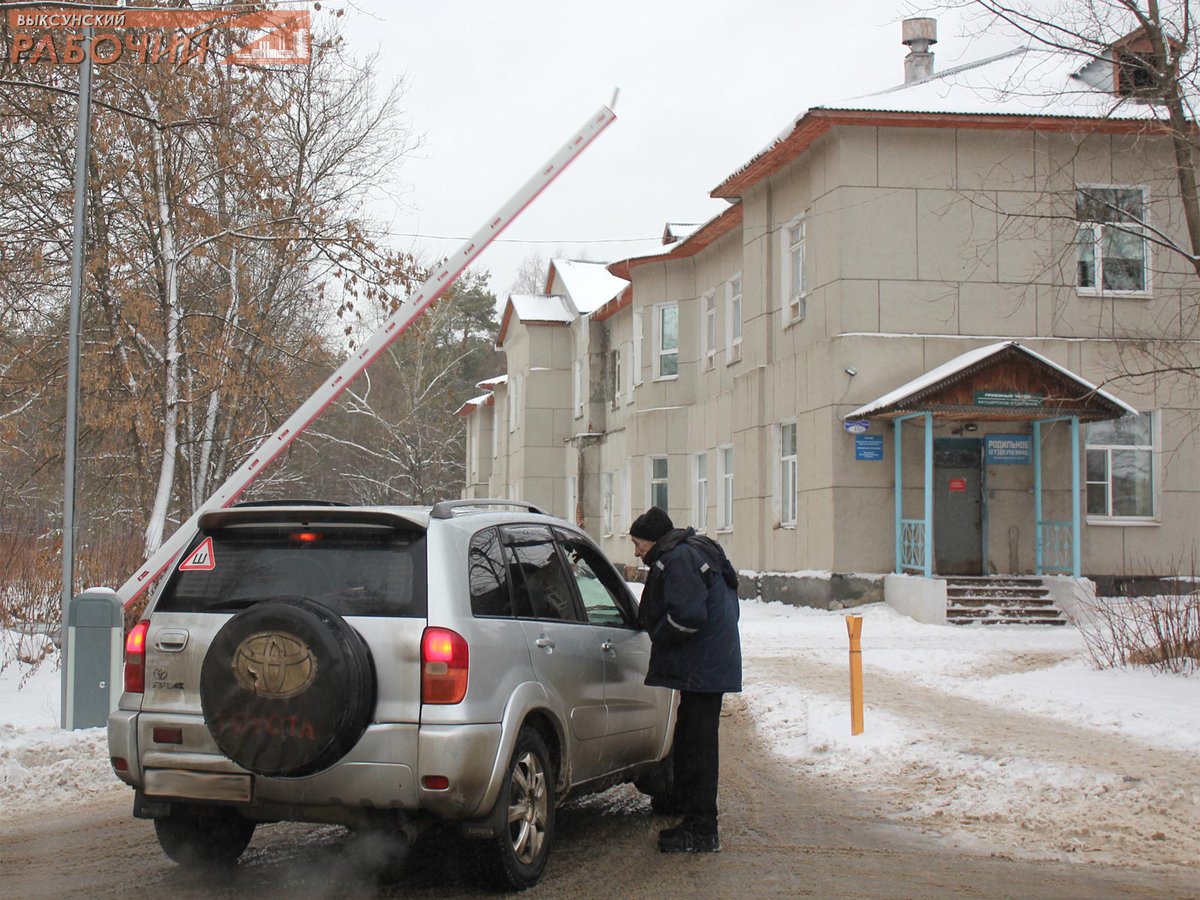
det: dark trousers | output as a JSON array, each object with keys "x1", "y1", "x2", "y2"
[{"x1": 673, "y1": 690, "x2": 723, "y2": 833}]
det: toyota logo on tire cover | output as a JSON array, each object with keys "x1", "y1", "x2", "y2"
[{"x1": 232, "y1": 632, "x2": 318, "y2": 699}]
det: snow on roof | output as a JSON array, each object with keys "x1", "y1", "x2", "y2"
[
  {"x1": 547, "y1": 259, "x2": 627, "y2": 315},
  {"x1": 717, "y1": 44, "x2": 1186, "y2": 197},
  {"x1": 476, "y1": 374, "x2": 507, "y2": 390},
  {"x1": 826, "y1": 46, "x2": 1174, "y2": 120},
  {"x1": 454, "y1": 392, "x2": 493, "y2": 417},
  {"x1": 509, "y1": 293, "x2": 574, "y2": 324},
  {"x1": 662, "y1": 222, "x2": 702, "y2": 244},
  {"x1": 847, "y1": 340, "x2": 1138, "y2": 419}
]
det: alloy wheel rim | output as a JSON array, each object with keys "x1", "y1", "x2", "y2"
[{"x1": 506, "y1": 750, "x2": 548, "y2": 864}]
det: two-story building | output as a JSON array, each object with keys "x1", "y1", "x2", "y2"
[{"x1": 459, "y1": 20, "x2": 1199, "y2": 608}]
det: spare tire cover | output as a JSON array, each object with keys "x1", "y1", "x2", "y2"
[{"x1": 200, "y1": 597, "x2": 375, "y2": 777}]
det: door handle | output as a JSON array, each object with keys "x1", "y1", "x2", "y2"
[
  {"x1": 600, "y1": 641, "x2": 615, "y2": 653},
  {"x1": 155, "y1": 629, "x2": 189, "y2": 652},
  {"x1": 535, "y1": 637, "x2": 556, "y2": 650}
]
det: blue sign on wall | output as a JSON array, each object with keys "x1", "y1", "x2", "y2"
[
  {"x1": 985, "y1": 433, "x2": 1032, "y2": 465},
  {"x1": 855, "y1": 434, "x2": 884, "y2": 461}
]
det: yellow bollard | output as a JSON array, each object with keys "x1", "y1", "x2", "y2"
[{"x1": 845, "y1": 615, "x2": 864, "y2": 736}]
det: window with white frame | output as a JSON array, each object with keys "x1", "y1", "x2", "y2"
[
  {"x1": 649, "y1": 456, "x2": 669, "y2": 511},
  {"x1": 566, "y1": 475, "x2": 577, "y2": 523},
  {"x1": 632, "y1": 311, "x2": 644, "y2": 386},
  {"x1": 725, "y1": 275, "x2": 742, "y2": 362},
  {"x1": 693, "y1": 452, "x2": 709, "y2": 532},
  {"x1": 703, "y1": 291, "x2": 717, "y2": 371},
  {"x1": 1086, "y1": 412, "x2": 1155, "y2": 519},
  {"x1": 1076, "y1": 186, "x2": 1148, "y2": 294},
  {"x1": 612, "y1": 348, "x2": 622, "y2": 409},
  {"x1": 783, "y1": 215, "x2": 807, "y2": 322},
  {"x1": 779, "y1": 422, "x2": 797, "y2": 526},
  {"x1": 654, "y1": 303, "x2": 679, "y2": 378},
  {"x1": 717, "y1": 445, "x2": 734, "y2": 531},
  {"x1": 620, "y1": 462, "x2": 631, "y2": 533},
  {"x1": 507, "y1": 374, "x2": 520, "y2": 433},
  {"x1": 602, "y1": 472, "x2": 615, "y2": 536},
  {"x1": 573, "y1": 359, "x2": 584, "y2": 419},
  {"x1": 625, "y1": 344, "x2": 635, "y2": 404}
]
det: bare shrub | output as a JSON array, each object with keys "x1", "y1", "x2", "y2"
[{"x1": 1078, "y1": 572, "x2": 1200, "y2": 676}]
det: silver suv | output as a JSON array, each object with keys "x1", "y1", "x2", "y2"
[{"x1": 107, "y1": 499, "x2": 675, "y2": 890}]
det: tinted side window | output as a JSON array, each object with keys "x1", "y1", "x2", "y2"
[
  {"x1": 469, "y1": 527, "x2": 513, "y2": 617},
  {"x1": 554, "y1": 528, "x2": 637, "y2": 627},
  {"x1": 158, "y1": 526, "x2": 427, "y2": 617},
  {"x1": 500, "y1": 524, "x2": 582, "y2": 622}
]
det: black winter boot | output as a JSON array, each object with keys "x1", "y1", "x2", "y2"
[{"x1": 658, "y1": 822, "x2": 721, "y2": 853}]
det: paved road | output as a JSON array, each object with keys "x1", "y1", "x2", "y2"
[{"x1": 2, "y1": 701, "x2": 1194, "y2": 899}]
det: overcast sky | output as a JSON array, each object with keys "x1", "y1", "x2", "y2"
[{"x1": 338, "y1": 1, "x2": 1019, "y2": 299}]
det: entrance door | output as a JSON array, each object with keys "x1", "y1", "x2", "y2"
[{"x1": 934, "y1": 438, "x2": 982, "y2": 575}]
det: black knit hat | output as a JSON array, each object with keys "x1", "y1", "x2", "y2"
[{"x1": 630, "y1": 506, "x2": 673, "y2": 542}]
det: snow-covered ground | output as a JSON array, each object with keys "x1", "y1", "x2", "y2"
[{"x1": 2, "y1": 600, "x2": 1197, "y2": 872}]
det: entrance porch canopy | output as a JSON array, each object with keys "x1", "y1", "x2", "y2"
[{"x1": 845, "y1": 341, "x2": 1136, "y2": 577}]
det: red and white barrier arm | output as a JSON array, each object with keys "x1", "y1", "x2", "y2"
[{"x1": 117, "y1": 104, "x2": 617, "y2": 607}]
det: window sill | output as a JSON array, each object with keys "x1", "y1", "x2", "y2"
[
  {"x1": 653, "y1": 374, "x2": 679, "y2": 383},
  {"x1": 784, "y1": 315, "x2": 807, "y2": 329},
  {"x1": 716, "y1": 527, "x2": 734, "y2": 535},
  {"x1": 1076, "y1": 288, "x2": 1151, "y2": 300},
  {"x1": 1086, "y1": 517, "x2": 1160, "y2": 527}
]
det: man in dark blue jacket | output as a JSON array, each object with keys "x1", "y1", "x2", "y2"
[{"x1": 631, "y1": 506, "x2": 742, "y2": 853}]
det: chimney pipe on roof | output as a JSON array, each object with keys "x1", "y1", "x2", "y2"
[{"x1": 902, "y1": 17, "x2": 937, "y2": 83}]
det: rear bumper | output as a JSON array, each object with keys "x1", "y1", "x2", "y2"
[{"x1": 109, "y1": 712, "x2": 504, "y2": 822}]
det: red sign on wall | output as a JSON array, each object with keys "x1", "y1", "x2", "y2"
[{"x1": 948, "y1": 478, "x2": 967, "y2": 493}]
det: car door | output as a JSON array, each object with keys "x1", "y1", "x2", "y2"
[
  {"x1": 554, "y1": 528, "x2": 672, "y2": 770},
  {"x1": 499, "y1": 524, "x2": 609, "y2": 782}
]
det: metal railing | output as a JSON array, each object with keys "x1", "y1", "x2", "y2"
[
  {"x1": 900, "y1": 519, "x2": 928, "y2": 575},
  {"x1": 1037, "y1": 520, "x2": 1074, "y2": 574}
]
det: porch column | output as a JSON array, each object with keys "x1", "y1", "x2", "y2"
[
  {"x1": 923, "y1": 411, "x2": 933, "y2": 576},
  {"x1": 1034, "y1": 419, "x2": 1043, "y2": 574},
  {"x1": 1071, "y1": 416, "x2": 1081, "y2": 577},
  {"x1": 894, "y1": 418, "x2": 902, "y2": 574}
]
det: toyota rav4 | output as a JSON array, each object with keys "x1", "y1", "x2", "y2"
[{"x1": 107, "y1": 499, "x2": 675, "y2": 890}]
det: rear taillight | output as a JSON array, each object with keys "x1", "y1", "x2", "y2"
[
  {"x1": 124, "y1": 620, "x2": 150, "y2": 694},
  {"x1": 421, "y1": 627, "x2": 468, "y2": 704}
]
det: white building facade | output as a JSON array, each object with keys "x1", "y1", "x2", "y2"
[{"x1": 459, "y1": 24, "x2": 1200, "y2": 593}]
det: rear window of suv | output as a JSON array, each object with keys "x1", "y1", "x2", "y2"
[{"x1": 157, "y1": 526, "x2": 428, "y2": 617}]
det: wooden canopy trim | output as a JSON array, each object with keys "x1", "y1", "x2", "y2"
[{"x1": 848, "y1": 341, "x2": 1136, "y2": 423}]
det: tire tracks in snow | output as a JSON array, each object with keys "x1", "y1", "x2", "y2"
[{"x1": 744, "y1": 652, "x2": 1200, "y2": 874}]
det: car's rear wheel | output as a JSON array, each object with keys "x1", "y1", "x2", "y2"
[
  {"x1": 154, "y1": 806, "x2": 255, "y2": 867},
  {"x1": 475, "y1": 727, "x2": 555, "y2": 890}
]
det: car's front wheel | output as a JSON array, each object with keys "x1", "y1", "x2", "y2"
[
  {"x1": 475, "y1": 727, "x2": 555, "y2": 890},
  {"x1": 154, "y1": 806, "x2": 256, "y2": 867}
]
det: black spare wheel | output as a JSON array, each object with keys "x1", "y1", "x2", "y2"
[{"x1": 200, "y1": 597, "x2": 375, "y2": 777}]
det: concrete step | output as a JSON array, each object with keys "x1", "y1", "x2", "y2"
[
  {"x1": 950, "y1": 619, "x2": 1075, "y2": 628},
  {"x1": 947, "y1": 606, "x2": 1067, "y2": 625},
  {"x1": 949, "y1": 596, "x2": 1058, "y2": 608},
  {"x1": 947, "y1": 587, "x2": 1053, "y2": 600}
]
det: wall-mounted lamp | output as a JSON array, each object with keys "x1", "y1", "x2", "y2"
[
  {"x1": 964, "y1": 422, "x2": 978, "y2": 432},
  {"x1": 844, "y1": 366, "x2": 858, "y2": 377}
]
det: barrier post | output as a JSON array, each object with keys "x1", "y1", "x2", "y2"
[{"x1": 846, "y1": 615, "x2": 864, "y2": 736}]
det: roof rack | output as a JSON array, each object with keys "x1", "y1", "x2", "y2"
[
  {"x1": 430, "y1": 499, "x2": 549, "y2": 520},
  {"x1": 232, "y1": 499, "x2": 349, "y2": 508}
]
